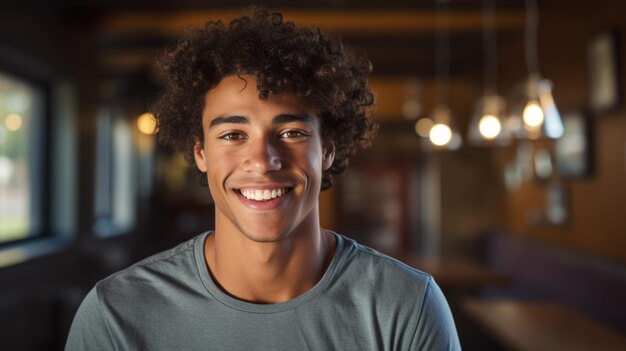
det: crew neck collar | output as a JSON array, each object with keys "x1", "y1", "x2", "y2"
[{"x1": 194, "y1": 231, "x2": 346, "y2": 313}]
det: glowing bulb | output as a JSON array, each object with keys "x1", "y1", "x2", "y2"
[
  {"x1": 4, "y1": 113, "x2": 22, "y2": 131},
  {"x1": 429, "y1": 123, "x2": 452, "y2": 146},
  {"x1": 523, "y1": 100, "x2": 544, "y2": 128},
  {"x1": 137, "y1": 113, "x2": 157, "y2": 135},
  {"x1": 415, "y1": 118, "x2": 434, "y2": 138},
  {"x1": 478, "y1": 114, "x2": 502, "y2": 140}
]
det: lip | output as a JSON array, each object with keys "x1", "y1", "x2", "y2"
[
  {"x1": 232, "y1": 182, "x2": 295, "y2": 210},
  {"x1": 235, "y1": 187, "x2": 293, "y2": 210}
]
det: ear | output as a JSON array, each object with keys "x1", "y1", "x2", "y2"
[
  {"x1": 322, "y1": 141, "x2": 335, "y2": 171},
  {"x1": 193, "y1": 140, "x2": 207, "y2": 172}
]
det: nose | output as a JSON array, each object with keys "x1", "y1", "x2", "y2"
[{"x1": 243, "y1": 137, "x2": 282, "y2": 174}]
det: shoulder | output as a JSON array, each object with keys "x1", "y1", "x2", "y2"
[
  {"x1": 330, "y1": 234, "x2": 436, "y2": 312},
  {"x1": 328, "y1": 234, "x2": 460, "y2": 349},
  {"x1": 66, "y1": 286, "x2": 116, "y2": 350},
  {"x1": 94, "y1": 233, "x2": 205, "y2": 301},
  {"x1": 336, "y1": 234, "x2": 454, "y2": 311},
  {"x1": 66, "y1": 233, "x2": 212, "y2": 350},
  {"x1": 337, "y1": 234, "x2": 433, "y2": 290}
]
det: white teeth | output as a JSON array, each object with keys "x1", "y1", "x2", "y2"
[{"x1": 241, "y1": 188, "x2": 289, "y2": 201}]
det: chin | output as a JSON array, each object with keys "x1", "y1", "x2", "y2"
[
  {"x1": 241, "y1": 232, "x2": 291, "y2": 243},
  {"x1": 239, "y1": 223, "x2": 297, "y2": 244}
]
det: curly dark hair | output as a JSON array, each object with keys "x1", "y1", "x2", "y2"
[{"x1": 151, "y1": 8, "x2": 377, "y2": 190}]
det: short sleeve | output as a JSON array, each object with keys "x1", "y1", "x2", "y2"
[
  {"x1": 410, "y1": 278, "x2": 461, "y2": 350},
  {"x1": 65, "y1": 287, "x2": 116, "y2": 351}
]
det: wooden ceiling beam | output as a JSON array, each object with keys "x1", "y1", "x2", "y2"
[{"x1": 100, "y1": 9, "x2": 525, "y2": 37}]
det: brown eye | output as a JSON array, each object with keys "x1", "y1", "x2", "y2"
[
  {"x1": 280, "y1": 130, "x2": 307, "y2": 139},
  {"x1": 220, "y1": 132, "x2": 245, "y2": 140}
]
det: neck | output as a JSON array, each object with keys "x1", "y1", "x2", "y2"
[{"x1": 205, "y1": 217, "x2": 336, "y2": 304}]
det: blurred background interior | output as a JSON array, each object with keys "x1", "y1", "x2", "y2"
[{"x1": 1, "y1": 0, "x2": 625, "y2": 350}]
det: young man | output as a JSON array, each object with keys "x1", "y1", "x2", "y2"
[{"x1": 66, "y1": 9, "x2": 460, "y2": 350}]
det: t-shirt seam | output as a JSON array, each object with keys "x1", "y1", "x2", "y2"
[
  {"x1": 408, "y1": 275, "x2": 432, "y2": 349},
  {"x1": 352, "y1": 242, "x2": 432, "y2": 281},
  {"x1": 94, "y1": 285, "x2": 119, "y2": 351},
  {"x1": 132, "y1": 239, "x2": 195, "y2": 268},
  {"x1": 103, "y1": 239, "x2": 196, "y2": 284}
]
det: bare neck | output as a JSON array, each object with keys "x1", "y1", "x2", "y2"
[{"x1": 204, "y1": 224, "x2": 336, "y2": 304}]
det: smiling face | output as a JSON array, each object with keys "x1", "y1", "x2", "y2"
[{"x1": 194, "y1": 75, "x2": 335, "y2": 243}]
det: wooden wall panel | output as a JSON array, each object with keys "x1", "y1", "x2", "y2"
[{"x1": 499, "y1": 0, "x2": 626, "y2": 263}]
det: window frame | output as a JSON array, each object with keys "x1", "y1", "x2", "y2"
[
  {"x1": 92, "y1": 102, "x2": 138, "y2": 238},
  {"x1": 0, "y1": 44, "x2": 75, "y2": 265},
  {"x1": 0, "y1": 61, "x2": 52, "y2": 246}
]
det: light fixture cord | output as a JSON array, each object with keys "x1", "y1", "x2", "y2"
[
  {"x1": 435, "y1": 0, "x2": 451, "y2": 109},
  {"x1": 483, "y1": 0, "x2": 498, "y2": 97},
  {"x1": 525, "y1": 0, "x2": 540, "y2": 76}
]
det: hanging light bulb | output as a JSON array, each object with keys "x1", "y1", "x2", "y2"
[
  {"x1": 468, "y1": 0, "x2": 510, "y2": 146},
  {"x1": 468, "y1": 95, "x2": 510, "y2": 145},
  {"x1": 426, "y1": 0, "x2": 461, "y2": 150},
  {"x1": 430, "y1": 123, "x2": 452, "y2": 146},
  {"x1": 428, "y1": 105, "x2": 456, "y2": 148},
  {"x1": 522, "y1": 101, "x2": 543, "y2": 139},
  {"x1": 523, "y1": 100, "x2": 543, "y2": 128},
  {"x1": 518, "y1": 0, "x2": 564, "y2": 140},
  {"x1": 522, "y1": 72, "x2": 543, "y2": 136},
  {"x1": 520, "y1": 76, "x2": 564, "y2": 139},
  {"x1": 479, "y1": 114, "x2": 502, "y2": 139}
]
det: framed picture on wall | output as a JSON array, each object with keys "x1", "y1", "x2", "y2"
[
  {"x1": 555, "y1": 109, "x2": 593, "y2": 177},
  {"x1": 588, "y1": 30, "x2": 621, "y2": 114}
]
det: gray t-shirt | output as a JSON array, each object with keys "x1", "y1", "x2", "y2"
[{"x1": 66, "y1": 232, "x2": 460, "y2": 350}]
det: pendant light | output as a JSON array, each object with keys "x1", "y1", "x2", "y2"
[
  {"x1": 521, "y1": 0, "x2": 564, "y2": 140},
  {"x1": 468, "y1": 0, "x2": 511, "y2": 146},
  {"x1": 426, "y1": 0, "x2": 462, "y2": 150}
]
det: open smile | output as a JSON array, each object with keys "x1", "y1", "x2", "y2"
[{"x1": 236, "y1": 187, "x2": 294, "y2": 202}]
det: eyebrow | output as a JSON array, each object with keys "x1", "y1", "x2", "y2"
[
  {"x1": 208, "y1": 114, "x2": 314, "y2": 129},
  {"x1": 208, "y1": 115, "x2": 248, "y2": 129},
  {"x1": 272, "y1": 114, "x2": 314, "y2": 125}
]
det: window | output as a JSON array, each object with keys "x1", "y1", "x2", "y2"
[
  {"x1": 0, "y1": 47, "x2": 76, "y2": 267},
  {"x1": 93, "y1": 104, "x2": 137, "y2": 237},
  {"x1": 0, "y1": 71, "x2": 45, "y2": 244}
]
